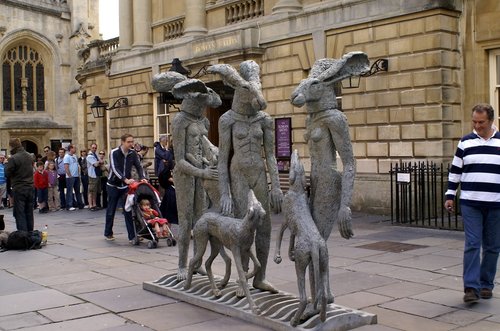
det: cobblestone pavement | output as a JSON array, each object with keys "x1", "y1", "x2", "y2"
[{"x1": 0, "y1": 208, "x2": 499, "y2": 331}]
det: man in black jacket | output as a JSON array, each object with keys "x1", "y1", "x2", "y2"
[
  {"x1": 104, "y1": 133, "x2": 146, "y2": 242},
  {"x1": 5, "y1": 138, "x2": 34, "y2": 232}
]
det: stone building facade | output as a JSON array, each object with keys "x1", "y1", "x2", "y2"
[
  {"x1": 77, "y1": 0, "x2": 500, "y2": 214},
  {"x1": 0, "y1": 0, "x2": 100, "y2": 155}
]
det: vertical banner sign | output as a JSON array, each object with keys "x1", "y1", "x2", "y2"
[{"x1": 275, "y1": 117, "x2": 292, "y2": 172}]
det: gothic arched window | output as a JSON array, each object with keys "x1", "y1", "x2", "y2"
[{"x1": 2, "y1": 45, "x2": 45, "y2": 112}]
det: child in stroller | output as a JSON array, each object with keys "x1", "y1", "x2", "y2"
[
  {"x1": 127, "y1": 181, "x2": 176, "y2": 248},
  {"x1": 139, "y1": 199, "x2": 169, "y2": 238}
]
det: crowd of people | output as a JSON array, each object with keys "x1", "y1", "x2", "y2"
[{"x1": 0, "y1": 134, "x2": 177, "y2": 243}]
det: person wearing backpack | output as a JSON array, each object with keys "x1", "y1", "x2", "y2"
[{"x1": 5, "y1": 138, "x2": 34, "y2": 232}]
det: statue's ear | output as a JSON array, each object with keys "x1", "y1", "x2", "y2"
[
  {"x1": 151, "y1": 71, "x2": 186, "y2": 93},
  {"x1": 172, "y1": 79, "x2": 208, "y2": 99},
  {"x1": 317, "y1": 52, "x2": 370, "y2": 85},
  {"x1": 207, "y1": 64, "x2": 247, "y2": 89}
]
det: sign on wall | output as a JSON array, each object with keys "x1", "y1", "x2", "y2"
[{"x1": 275, "y1": 117, "x2": 292, "y2": 172}]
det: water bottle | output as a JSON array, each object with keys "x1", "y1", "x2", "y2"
[{"x1": 41, "y1": 224, "x2": 48, "y2": 245}]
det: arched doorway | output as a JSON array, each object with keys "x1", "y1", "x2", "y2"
[
  {"x1": 21, "y1": 140, "x2": 38, "y2": 155},
  {"x1": 205, "y1": 81, "x2": 234, "y2": 146}
]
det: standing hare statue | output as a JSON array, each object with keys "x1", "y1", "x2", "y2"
[
  {"x1": 208, "y1": 60, "x2": 283, "y2": 293},
  {"x1": 290, "y1": 51, "x2": 370, "y2": 302},
  {"x1": 151, "y1": 70, "x2": 223, "y2": 281}
]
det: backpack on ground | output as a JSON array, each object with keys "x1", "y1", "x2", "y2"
[{"x1": 4, "y1": 230, "x2": 42, "y2": 250}]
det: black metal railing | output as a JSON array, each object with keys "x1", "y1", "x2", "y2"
[{"x1": 389, "y1": 161, "x2": 462, "y2": 230}]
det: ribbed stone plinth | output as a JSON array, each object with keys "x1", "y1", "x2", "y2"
[{"x1": 144, "y1": 273, "x2": 376, "y2": 331}]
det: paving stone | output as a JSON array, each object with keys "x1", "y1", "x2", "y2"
[
  {"x1": 345, "y1": 261, "x2": 406, "y2": 275},
  {"x1": 435, "y1": 309, "x2": 492, "y2": 326},
  {"x1": 365, "y1": 306, "x2": 455, "y2": 331},
  {"x1": 361, "y1": 251, "x2": 412, "y2": 264},
  {"x1": 329, "y1": 245, "x2": 383, "y2": 259},
  {"x1": 0, "y1": 312, "x2": 51, "y2": 330},
  {"x1": 169, "y1": 316, "x2": 271, "y2": 331},
  {"x1": 379, "y1": 266, "x2": 445, "y2": 283},
  {"x1": 411, "y1": 288, "x2": 466, "y2": 308},
  {"x1": 0, "y1": 249, "x2": 58, "y2": 269},
  {"x1": 18, "y1": 313, "x2": 128, "y2": 331},
  {"x1": 9, "y1": 259, "x2": 92, "y2": 279},
  {"x1": 41, "y1": 243, "x2": 107, "y2": 260},
  {"x1": 424, "y1": 275, "x2": 463, "y2": 291},
  {"x1": 451, "y1": 320, "x2": 500, "y2": 331},
  {"x1": 39, "y1": 302, "x2": 108, "y2": 322},
  {"x1": 354, "y1": 325, "x2": 402, "y2": 331},
  {"x1": 78, "y1": 285, "x2": 176, "y2": 313},
  {"x1": 120, "y1": 302, "x2": 223, "y2": 330},
  {"x1": 367, "y1": 281, "x2": 439, "y2": 299},
  {"x1": 331, "y1": 271, "x2": 395, "y2": 296},
  {"x1": 88, "y1": 257, "x2": 139, "y2": 268},
  {"x1": 329, "y1": 256, "x2": 362, "y2": 267},
  {"x1": 466, "y1": 297, "x2": 500, "y2": 315},
  {"x1": 431, "y1": 249, "x2": 463, "y2": 258},
  {"x1": 336, "y1": 291, "x2": 394, "y2": 309},
  {"x1": 36, "y1": 270, "x2": 107, "y2": 286},
  {"x1": 52, "y1": 276, "x2": 134, "y2": 295},
  {"x1": 380, "y1": 298, "x2": 456, "y2": 318},
  {"x1": 388, "y1": 254, "x2": 462, "y2": 271},
  {"x1": 94, "y1": 263, "x2": 171, "y2": 284},
  {"x1": 105, "y1": 324, "x2": 155, "y2": 331},
  {"x1": 0, "y1": 270, "x2": 44, "y2": 295},
  {"x1": 0, "y1": 289, "x2": 82, "y2": 316},
  {"x1": 434, "y1": 264, "x2": 463, "y2": 277}
]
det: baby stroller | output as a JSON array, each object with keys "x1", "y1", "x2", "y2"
[{"x1": 126, "y1": 181, "x2": 176, "y2": 249}]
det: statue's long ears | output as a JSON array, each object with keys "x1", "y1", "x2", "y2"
[
  {"x1": 207, "y1": 64, "x2": 248, "y2": 89},
  {"x1": 172, "y1": 79, "x2": 209, "y2": 99},
  {"x1": 313, "y1": 52, "x2": 370, "y2": 85},
  {"x1": 151, "y1": 71, "x2": 187, "y2": 93}
]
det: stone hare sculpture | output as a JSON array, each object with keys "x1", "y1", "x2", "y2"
[
  {"x1": 274, "y1": 150, "x2": 328, "y2": 326},
  {"x1": 151, "y1": 70, "x2": 222, "y2": 281},
  {"x1": 184, "y1": 190, "x2": 265, "y2": 315},
  {"x1": 208, "y1": 60, "x2": 283, "y2": 293},
  {"x1": 290, "y1": 51, "x2": 370, "y2": 302}
]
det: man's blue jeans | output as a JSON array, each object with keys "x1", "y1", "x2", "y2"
[
  {"x1": 65, "y1": 176, "x2": 83, "y2": 209},
  {"x1": 105, "y1": 185, "x2": 135, "y2": 240},
  {"x1": 461, "y1": 203, "x2": 500, "y2": 293}
]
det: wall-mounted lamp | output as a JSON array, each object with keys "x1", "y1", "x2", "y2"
[
  {"x1": 90, "y1": 96, "x2": 129, "y2": 118},
  {"x1": 169, "y1": 58, "x2": 209, "y2": 79},
  {"x1": 342, "y1": 58, "x2": 389, "y2": 89}
]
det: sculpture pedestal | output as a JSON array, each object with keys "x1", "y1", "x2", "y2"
[{"x1": 143, "y1": 273, "x2": 376, "y2": 331}]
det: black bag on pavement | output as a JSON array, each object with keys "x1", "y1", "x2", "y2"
[{"x1": 5, "y1": 230, "x2": 42, "y2": 250}]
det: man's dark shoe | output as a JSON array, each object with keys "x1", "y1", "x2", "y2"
[
  {"x1": 480, "y1": 288, "x2": 493, "y2": 299},
  {"x1": 464, "y1": 288, "x2": 479, "y2": 303}
]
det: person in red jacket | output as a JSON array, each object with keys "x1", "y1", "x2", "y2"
[
  {"x1": 34, "y1": 161, "x2": 49, "y2": 213},
  {"x1": 139, "y1": 199, "x2": 169, "y2": 238}
]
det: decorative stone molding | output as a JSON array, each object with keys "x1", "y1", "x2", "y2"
[
  {"x1": 0, "y1": 26, "x2": 6, "y2": 38},
  {"x1": 225, "y1": 0, "x2": 264, "y2": 25},
  {"x1": 164, "y1": 18, "x2": 185, "y2": 41}
]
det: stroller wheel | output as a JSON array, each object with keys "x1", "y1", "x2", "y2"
[
  {"x1": 166, "y1": 238, "x2": 172, "y2": 246},
  {"x1": 132, "y1": 237, "x2": 140, "y2": 246},
  {"x1": 172, "y1": 239, "x2": 177, "y2": 246},
  {"x1": 147, "y1": 241, "x2": 156, "y2": 249}
]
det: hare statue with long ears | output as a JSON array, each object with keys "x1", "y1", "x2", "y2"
[
  {"x1": 151, "y1": 71, "x2": 223, "y2": 281},
  {"x1": 290, "y1": 51, "x2": 370, "y2": 302},
  {"x1": 208, "y1": 60, "x2": 283, "y2": 293}
]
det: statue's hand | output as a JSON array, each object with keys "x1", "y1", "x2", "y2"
[
  {"x1": 203, "y1": 166, "x2": 218, "y2": 180},
  {"x1": 270, "y1": 188, "x2": 283, "y2": 214},
  {"x1": 220, "y1": 193, "x2": 232, "y2": 216},
  {"x1": 338, "y1": 205, "x2": 354, "y2": 239},
  {"x1": 274, "y1": 254, "x2": 282, "y2": 264}
]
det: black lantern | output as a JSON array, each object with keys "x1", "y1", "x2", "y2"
[
  {"x1": 90, "y1": 96, "x2": 129, "y2": 118},
  {"x1": 342, "y1": 58, "x2": 389, "y2": 89}
]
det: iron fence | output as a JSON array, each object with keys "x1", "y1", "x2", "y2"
[{"x1": 389, "y1": 161, "x2": 462, "y2": 230}]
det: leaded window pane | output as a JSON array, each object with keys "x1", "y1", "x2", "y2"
[
  {"x1": 14, "y1": 63, "x2": 22, "y2": 111},
  {"x1": 36, "y1": 63, "x2": 44, "y2": 111}
]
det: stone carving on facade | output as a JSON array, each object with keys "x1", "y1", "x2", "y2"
[
  {"x1": 184, "y1": 190, "x2": 265, "y2": 315},
  {"x1": 274, "y1": 150, "x2": 329, "y2": 326},
  {"x1": 290, "y1": 51, "x2": 370, "y2": 302},
  {"x1": 207, "y1": 60, "x2": 283, "y2": 293},
  {"x1": 0, "y1": 26, "x2": 6, "y2": 38},
  {"x1": 151, "y1": 70, "x2": 222, "y2": 282}
]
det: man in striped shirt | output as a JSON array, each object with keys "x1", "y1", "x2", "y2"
[{"x1": 445, "y1": 103, "x2": 500, "y2": 303}]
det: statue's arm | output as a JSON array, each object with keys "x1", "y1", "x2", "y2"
[
  {"x1": 218, "y1": 114, "x2": 233, "y2": 215},
  {"x1": 327, "y1": 113, "x2": 355, "y2": 239},
  {"x1": 263, "y1": 115, "x2": 283, "y2": 213},
  {"x1": 172, "y1": 120, "x2": 207, "y2": 179}
]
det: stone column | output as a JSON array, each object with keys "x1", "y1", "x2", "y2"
[
  {"x1": 184, "y1": 0, "x2": 207, "y2": 37},
  {"x1": 272, "y1": 0, "x2": 302, "y2": 14},
  {"x1": 119, "y1": 0, "x2": 133, "y2": 51},
  {"x1": 132, "y1": 0, "x2": 153, "y2": 49}
]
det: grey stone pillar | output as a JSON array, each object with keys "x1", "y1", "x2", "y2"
[
  {"x1": 184, "y1": 0, "x2": 207, "y2": 37},
  {"x1": 132, "y1": 0, "x2": 152, "y2": 49},
  {"x1": 119, "y1": 0, "x2": 133, "y2": 51},
  {"x1": 272, "y1": 0, "x2": 302, "y2": 14}
]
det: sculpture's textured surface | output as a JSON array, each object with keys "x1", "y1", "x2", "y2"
[
  {"x1": 274, "y1": 150, "x2": 329, "y2": 326},
  {"x1": 184, "y1": 190, "x2": 265, "y2": 314},
  {"x1": 208, "y1": 61, "x2": 283, "y2": 293},
  {"x1": 290, "y1": 51, "x2": 370, "y2": 301},
  {"x1": 152, "y1": 71, "x2": 222, "y2": 281}
]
